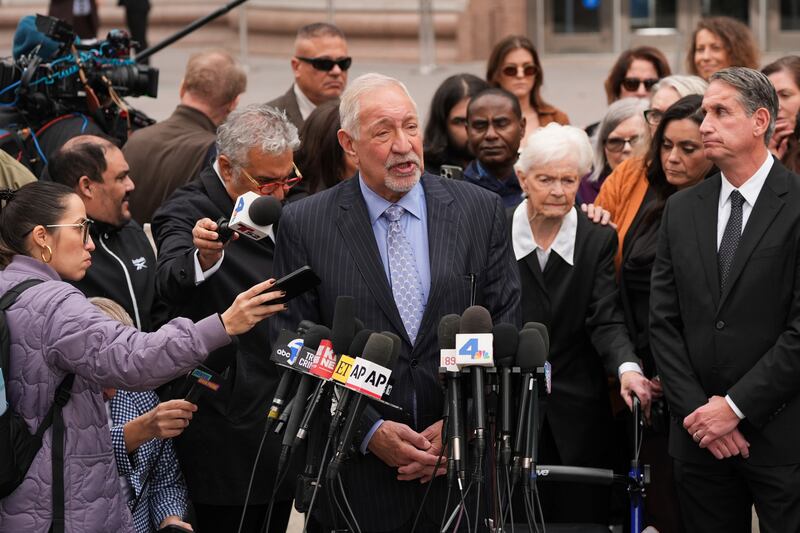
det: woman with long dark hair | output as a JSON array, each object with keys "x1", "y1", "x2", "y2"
[{"x1": 763, "y1": 56, "x2": 800, "y2": 173}]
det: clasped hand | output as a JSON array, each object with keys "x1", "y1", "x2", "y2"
[
  {"x1": 684, "y1": 395, "x2": 750, "y2": 460},
  {"x1": 368, "y1": 420, "x2": 447, "y2": 484}
]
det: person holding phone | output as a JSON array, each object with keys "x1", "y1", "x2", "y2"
[{"x1": 151, "y1": 104, "x2": 301, "y2": 533}]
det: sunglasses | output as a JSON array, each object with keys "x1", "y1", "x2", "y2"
[
  {"x1": 240, "y1": 163, "x2": 303, "y2": 196},
  {"x1": 605, "y1": 135, "x2": 642, "y2": 153},
  {"x1": 296, "y1": 56, "x2": 352, "y2": 72},
  {"x1": 46, "y1": 218, "x2": 93, "y2": 245},
  {"x1": 501, "y1": 64, "x2": 538, "y2": 78},
  {"x1": 621, "y1": 77, "x2": 659, "y2": 92}
]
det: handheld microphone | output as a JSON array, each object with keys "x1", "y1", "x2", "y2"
[
  {"x1": 493, "y1": 323, "x2": 518, "y2": 466},
  {"x1": 511, "y1": 328, "x2": 547, "y2": 486},
  {"x1": 327, "y1": 332, "x2": 396, "y2": 480},
  {"x1": 523, "y1": 322, "x2": 550, "y2": 356},
  {"x1": 329, "y1": 329, "x2": 374, "y2": 440},
  {"x1": 227, "y1": 192, "x2": 282, "y2": 241},
  {"x1": 295, "y1": 297, "x2": 355, "y2": 444},
  {"x1": 459, "y1": 306, "x2": 493, "y2": 479},
  {"x1": 277, "y1": 325, "x2": 330, "y2": 472},
  {"x1": 437, "y1": 314, "x2": 462, "y2": 485}
]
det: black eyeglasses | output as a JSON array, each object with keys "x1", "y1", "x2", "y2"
[
  {"x1": 296, "y1": 56, "x2": 352, "y2": 72},
  {"x1": 621, "y1": 77, "x2": 659, "y2": 92},
  {"x1": 644, "y1": 108, "x2": 664, "y2": 126},
  {"x1": 45, "y1": 218, "x2": 93, "y2": 245}
]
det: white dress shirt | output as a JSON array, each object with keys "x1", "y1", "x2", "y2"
[
  {"x1": 716, "y1": 152, "x2": 773, "y2": 419},
  {"x1": 293, "y1": 84, "x2": 316, "y2": 121}
]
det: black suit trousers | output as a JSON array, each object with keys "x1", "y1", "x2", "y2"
[{"x1": 673, "y1": 458, "x2": 800, "y2": 533}]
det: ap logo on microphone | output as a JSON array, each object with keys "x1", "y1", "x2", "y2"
[{"x1": 235, "y1": 196, "x2": 245, "y2": 214}]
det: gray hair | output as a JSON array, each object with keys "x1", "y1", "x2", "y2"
[
  {"x1": 652, "y1": 75, "x2": 708, "y2": 99},
  {"x1": 710, "y1": 67, "x2": 779, "y2": 145},
  {"x1": 339, "y1": 73, "x2": 417, "y2": 140},
  {"x1": 589, "y1": 97, "x2": 650, "y2": 182},
  {"x1": 515, "y1": 123, "x2": 594, "y2": 177},
  {"x1": 216, "y1": 104, "x2": 300, "y2": 173}
]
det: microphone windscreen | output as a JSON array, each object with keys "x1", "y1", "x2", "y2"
[
  {"x1": 303, "y1": 325, "x2": 331, "y2": 352},
  {"x1": 360, "y1": 332, "x2": 394, "y2": 368},
  {"x1": 437, "y1": 314, "x2": 461, "y2": 350},
  {"x1": 331, "y1": 296, "x2": 356, "y2": 354},
  {"x1": 493, "y1": 323, "x2": 518, "y2": 367},
  {"x1": 249, "y1": 195, "x2": 282, "y2": 227},
  {"x1": 354, "y1": 318, "x2": 364, "y2": 333},
  {"x1": 296, "y1": 319, "x2": 316, "y2": 335},
  {"x1": 380, "y1": 331, "x2": 402, "y2": 369},
  {"x1": 348, "y1": 329, "x2": 373, "y2": 357},
  {"x1": 517, "y1": 328, "x2": 547, "y2": 371},
  {"x1": 523, "y1": 322, "x2": 550, "y2": 355},
  {"x1": 460, "y1": 305, "x2": 493, "y2": 334}
]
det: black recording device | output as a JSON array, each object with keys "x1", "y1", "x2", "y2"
[
  {"x1": 268, "y1": 266, "x2": 321, "y2": 305},
  {"x1": 0, "y1": 15, "x2": 158, "y2": 120}
]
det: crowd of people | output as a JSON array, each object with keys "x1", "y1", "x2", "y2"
[{"x1": 1, "y1": 13, "x2": 800, "y2": 533}]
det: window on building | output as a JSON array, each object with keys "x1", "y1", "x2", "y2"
[
  {"x1": 553, "y1": 0, "x2": 602, "y2": 33},
  {"x1": 782, "y1": 0, "x2": 800, "y2": 30},
  {"x1": 630, "y1": 0, "x2": 677, "y2": 30}
]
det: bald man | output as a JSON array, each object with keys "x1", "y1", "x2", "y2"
[
  {"x1": 48, "y1": 135, "x2": 165, "y2": 331},
  {"x1": 267, "y1": 22, "x2": 350, "y2": 129},
  {"x1": 123, "y1": 49, "x2": 247, "y2": 223}
]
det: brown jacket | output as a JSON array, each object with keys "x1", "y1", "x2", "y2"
[
  {"x1": 266, "y1": 85, "x2": 304, "y2": 130},
  {"x1": 594, "y1": 156, "x2": 649, "y2": 270},
  {"x1": 123, "y1": 105, "x2": 216, "y2": 224}
]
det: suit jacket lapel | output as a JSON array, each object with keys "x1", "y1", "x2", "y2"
[
  {"x1": 199, "y1": 167, "x2": 234, "y2": 216},
  {"x1": 415, "y1": 176, "x2": 458, "y2": 351},
  {"x1": 336, "y1": 178, "x2": 408, "y2": 341},
  {"x1": 693, "y1": 175, "x2": 722, "y2": 308},
  {"x1": 719, "y1": 164, "x2": 787, "y2": 308}
]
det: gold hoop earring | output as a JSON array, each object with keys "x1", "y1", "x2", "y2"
[{"x1": 40, "y1": 244, "x2": 52, "y2": 264}]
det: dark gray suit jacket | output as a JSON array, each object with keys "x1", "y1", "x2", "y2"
[
  {"x1": 266, "y1": 85, "x2": 304, "y2": 130},
  {"x1": 271, "y1": 173, "x2": 521, "y2": 530}
]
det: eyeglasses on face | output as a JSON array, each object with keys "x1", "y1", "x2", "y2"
[
  {"x1": 45, "y1": 218, "x2": 93, "y2": 245},
  {"x1": 501, "y1": 64, "x2": 538, "y2": 78},
  {"x1": 296, "y1": 56, "x2": 352, "y2": 72},
  {"x1": 605, "y1": 135, "x2": 642, "y2": 153},
  {"x1": 240, "y1": 163, "x2": 303, "y2": 196},
  {"x1": 644, "y1": 109, "x2": 664, "y2": 126},
  {"x1": 621, "y1": 77, "x2": 659, "y2": 92}
]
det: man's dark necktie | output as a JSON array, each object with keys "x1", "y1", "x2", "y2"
[{"x1": 718, "y1": 190, "x2": 745, "y2": 291}]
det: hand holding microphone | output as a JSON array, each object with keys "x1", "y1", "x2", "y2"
[{"x1": 193, "y1": 217, "x2": 234, "y2": 271}]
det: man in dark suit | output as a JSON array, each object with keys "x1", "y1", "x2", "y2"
[
  {"x1": 650, "y1": 67, "x2": 800, "y2": 532},
  {"x1": 152, "y1": 103, "x2": 300, "y2": 533},
  {"x1": 271, "y1": 73, "x2": 521, "y2": 532},
  {"x1": 124, "y1": 50, "x2": 247, "y2": 223},
  {"x1": 267, "y1": 22, "x2": 350, "y2": 130}
]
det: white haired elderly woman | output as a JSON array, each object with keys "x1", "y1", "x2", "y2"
[
  {"x1": 511, "y1": 122, "x2": 655, "y2": 525},
  {"x1": 578, "y1": 98, "x2": 650, "y2": 204},
  {"x1": 645, "y1": 74, "x2": 709, "y2": 133}
]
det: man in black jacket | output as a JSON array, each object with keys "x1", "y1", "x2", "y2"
[
  {"x1": 48, "y1": 135, "x2": 163, "y2": 331},
  {"x1": 152, "y1": 104, "x2": 300, "y2": 533},
  {"x1": 650, "y1": 67, "x2": 800, "y2": 532}
]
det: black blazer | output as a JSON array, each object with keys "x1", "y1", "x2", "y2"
[
  {"x1": 650, "y1": 160, "x2": 800, "y2": 466},
  {"x1": 271, "y1": 173, "x2": 521, "y2": 530},
  {"x1": 513, "y1": 209, "x2": 638, "y2": 465},
  {"x1": 266, "y1": 85, "x2": 304, "y2": 130},
  {"x1": 151, "y1": 167, "x2": 288, "y2": 504}
]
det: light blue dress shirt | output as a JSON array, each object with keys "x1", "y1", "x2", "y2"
[{"x1": 357, "y1": 174, "x2": 431, "y2": 452}]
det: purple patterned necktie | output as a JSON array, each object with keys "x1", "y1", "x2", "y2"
[{"x1": 383, "y1": 204, "x2": 425, "y2": 344}]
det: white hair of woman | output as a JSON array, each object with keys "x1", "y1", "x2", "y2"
[
  {"x1": 515, "y1": 122, "x2": 594, "y2": 178},
  {"x1": 652, "y1": 74, "x2": 709, "y2": 98},
  {"x1": 589, "y1": 97, "x2": 650, "y2": 182}
]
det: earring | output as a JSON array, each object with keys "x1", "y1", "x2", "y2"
[{"x1": 40, "y1": 244, "x2": 52, "y2": 264}]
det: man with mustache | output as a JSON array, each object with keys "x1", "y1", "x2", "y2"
[
  {"x1": 271, "y1": 73, "x2": 520, "y2": 532},
  {"x1": 47, "y1": 134, "x2": 164, "y2": 331},
  {"x1": 464, "y1": 88, "x2": 527, "y2": 208}
]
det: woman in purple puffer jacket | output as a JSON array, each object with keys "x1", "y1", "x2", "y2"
[{"x1": 0, "y1": 182, "x2": 286, "y2": 532}]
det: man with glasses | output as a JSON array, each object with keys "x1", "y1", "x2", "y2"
[
  {"x1": 463, "y1": 88, "x2": 527, "y2": 208},
  {"x1": 151, "y1": 104, "x2": 301, "y2": 533},
  {"x1": 47, "y1": 134, "x2": 165, "y2": 332},
  {"x1": 267, "y1": 22, "x2": 350, "y2": 129}
]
